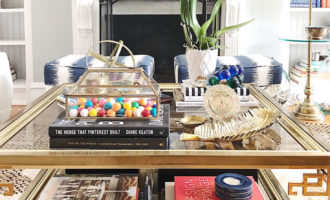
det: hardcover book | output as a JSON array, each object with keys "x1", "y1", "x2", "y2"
[
  {"x1": 39, "y1": 175, "x2": 138, "y2": 200},
  {"x1": 174, "y1": 176, "x2": 264, "y2": 200},
  {"x1": 49, "y1": 104, "x2": 170, "y2": 138},
  {"x1": 49, "y1": 137, "x2": 169, "y2": 150}
]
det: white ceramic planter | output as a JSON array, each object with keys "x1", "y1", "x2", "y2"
[
  {"x1": 185, "y1": 49, "x2": 218, "y2": 82},
  {"x1": 0, "y1": 52, "x2": 12, "y2": 123}
]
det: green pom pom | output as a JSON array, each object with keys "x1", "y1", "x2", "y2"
[{"x1": 208, "y1": 76, "x2": 220, "y2": 86}]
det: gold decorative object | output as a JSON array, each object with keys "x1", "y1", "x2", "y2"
[
  {"x1": 180, "y1": 115, "x2": 207, "y2": 126},
  {"x1": 288, "y1": 169, "x2": 329, "y2": 196},
  {"x1": 203, "y1": 85, "x2": 240, "y2": 121},
  {"x1": 305, "y1": 26, "x2": 329, "y2": 40},
  {"x1": 293, "y1": 0, "x2": 325, "y2": 121},
  {"x1": 194, "y1": 108, "x2": 280, "y2": 141},
  {"x1": 0, "y1": 182, "x2": 14, "y2": 196},
  {"x1": 65, "y1": 40, "x2": 160, "y2": 120}
]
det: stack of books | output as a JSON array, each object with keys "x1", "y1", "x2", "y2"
[
  {"x1": 165, "y1": 175, "x2": 264, "y2": 200},
  {"x1": 289, "y1": 59, "x2": 321, "y2": 85},
  {"x1": 174, "y1": 85, "x2": 259, "y2": 113},
  {"x1": 48, "y1": 104, "x2": 170, "y2": 150},
  {"x1": 39, "y1": 175, "x2": 139, "y2": 200},
  {"x1": 290, "y1": 0, "x2": 330, "y2": 8}
]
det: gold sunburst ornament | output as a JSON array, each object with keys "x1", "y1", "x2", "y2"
[{"x1": 203, "y1": 85, "x2": 240, "y2": 121}]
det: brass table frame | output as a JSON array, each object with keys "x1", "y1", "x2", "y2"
[{"x1": 0, "y1": 83, "x2": 329, "y2": 199}]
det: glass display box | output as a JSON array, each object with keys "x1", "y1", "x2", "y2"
[{"x1": 65, "y1": 68, "x2": 160, "y2": 120}]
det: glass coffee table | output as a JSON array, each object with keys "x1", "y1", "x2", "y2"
[{"x1": 0, "y1": 83, "x2": 329, "y2": 199}]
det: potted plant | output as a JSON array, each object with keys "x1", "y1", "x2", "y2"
[{"x1": 181, "y1": 0, "x2": 253, "y2": 82}]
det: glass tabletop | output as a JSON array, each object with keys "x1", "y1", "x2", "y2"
[{"x1": 0, "y1": 90, "x2": 304, "y2": 152}]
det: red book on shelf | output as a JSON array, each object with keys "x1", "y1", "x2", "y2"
[
  {"x1": 327, "y1": 0, "x2": 330, "y2": 7},
  {"x1": 174, "y1": 176, "x2": 264, "y2": 200},
  {"x1": 321, "y1": 0, "x2": 326, "y2": 7}
]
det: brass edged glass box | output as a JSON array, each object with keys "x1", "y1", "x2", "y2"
[{"x1": 65, "y1": 68, "x2": 160, "y2": 120}]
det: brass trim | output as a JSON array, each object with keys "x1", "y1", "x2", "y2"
[
  {"x1": 0, "y1": 85, "x2": 66, "y2": 146},
  {"x1": 19, "y1": 169, "x2": 48, "y2": 200},
  {"x1": 249, "y1": 86, "x2": 326, "y2": 152},
  {"x1": 0, "y1": 182, "x2": 13, "y2": 196},
  {"x1": 259, "y1": 169, "x2": 286, "y2": 200},
  {"x1": 263, "y1": 169, "x2": 290, "y2": 200},
  {"x1": 24, "y1": 169, "x2": 57, "y2": 200},
  {"x1": 0, "y1": 150, "x2": 329, "y2": 169}
]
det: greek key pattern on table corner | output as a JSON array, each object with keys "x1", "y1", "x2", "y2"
[{"x1": 288, "y1": 169, "x2": 330, "y2": 196}]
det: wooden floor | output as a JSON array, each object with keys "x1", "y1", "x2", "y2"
[{"x1": 10, "y1": 105, "x2": 25, "y2": 119}]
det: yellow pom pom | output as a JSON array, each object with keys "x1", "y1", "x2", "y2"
[
  {"x1": 146, "y1": 107, "x2": 152, "y2": 111},
  {"x1": 89, "y1": 109, "x2": 98, "y2": 117},
  {"x1": 123, "y1": 102, "x2": 132, "y2": 110}
]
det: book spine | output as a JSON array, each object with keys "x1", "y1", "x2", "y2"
[
  {"x1": 49, "y1": 127, "x2": 169, "y2": 138},
  {"x1": 50, "y1": 137, "x2": 168, "y2": 149},
  {"x1": 317, "y1": 0, "x2": 321, "y2": 7},
  {"x1": 175, "y1": 101, "x2": 204, "y2": 107},
  {"x1": 321, "y1": 0, "x2": 326, "y2": 7},
  {"x1": 327, "y1": 0, "x2": 330, "y2": 7}
]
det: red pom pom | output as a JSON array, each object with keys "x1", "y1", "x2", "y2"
[
  {"x1": 141, "y1": 109, "x2": 150, "y2": 117},
  {"x1": 91, "y1": 98, "x2": 99, "y2": 105},
  {"x1": 98, "y1": 109, "x2": 106, "y2": 117}
]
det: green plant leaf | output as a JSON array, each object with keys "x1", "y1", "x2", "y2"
[
  {"x1": 200, "y1": 0, "x2": 222, "y2": 39},
  {"x1": 188, "y1": 0, "x2": 201, "y2": 39},
  {"x1": 180, "y1": 0, "x2": 187, "y2": 22},
  {"x1": 215, "y1": 18, "x2": 254, "y2": 38}
]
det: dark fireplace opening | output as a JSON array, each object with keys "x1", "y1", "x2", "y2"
[{"x1": 100, "y1": 1, "x2": 218, "y2": 83}]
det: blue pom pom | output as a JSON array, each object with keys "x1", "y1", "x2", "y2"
[
  {"x1": 229, "y1": 65, "x2": 239, "y2": 77},
  {"x1": 150, "y1": 108, "x2": 157, "y2": 117},
  {"x1": 152, "y1": 104, "x2": 157, "y2": 108},
  {"x1": 85, "y1": 100, "x2": 93, "y2": 108},
  {"x1": 72, "y1": 105, "x2": 79, "y2": 110},
  {"x1": 104, "y1": 102, "x2": 112, "y2": 111},
  {"x1": 116, "y1": 97, "x2": 124, "y2": 102},
  {"x1": 117, "y1": 108, "x2": 125, "y2": 115}
]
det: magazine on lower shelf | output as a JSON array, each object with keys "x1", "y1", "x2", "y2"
[{"x1": 39, "y1": 175, "x2": 138, "y2": 200}]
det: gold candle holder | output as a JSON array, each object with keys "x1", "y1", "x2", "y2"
[{"x1": 293, "y1": 0, "x2": 324, "y2": 121}]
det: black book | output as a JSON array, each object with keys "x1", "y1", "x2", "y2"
[
  {"x1": 49, "y1": 104, "x2": 170, "y2": 138},
  {"x1": 49, "y1": 137, "x2": 168, "y2": 150}
]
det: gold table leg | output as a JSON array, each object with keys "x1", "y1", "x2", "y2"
[
  {"x1": 288, "y1": 169, "x2": 329, "y2": 196},
  {"x1": 0, "y1": 182, "x2": 14, "y2": 197}
]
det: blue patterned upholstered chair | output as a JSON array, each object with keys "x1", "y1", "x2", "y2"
[
  {"x1": 174, "y1": 54, "x2": 283, "y2": 87},
  {"x1": 44, "y1": 55, "x2": 155, "y2": 86}
]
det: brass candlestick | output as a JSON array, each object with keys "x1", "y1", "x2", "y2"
[{"x1": 293, "y1": 0, "x2": 325, "y2": 121}]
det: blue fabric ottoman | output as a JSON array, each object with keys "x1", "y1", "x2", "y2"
[
  {"x1": 174, "y1": 54, "x2": 283, "y2": 87},
  {"x1": 44, "y1": 54, "x2": 155, "y2": 86}
]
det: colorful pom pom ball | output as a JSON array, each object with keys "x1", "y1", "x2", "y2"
[
  {"x1": 150, "y1": 108, "x2": 157, "y2": 117},
  {"x1": 125, "y1": 109, "x2": 133, "y2": 117},
  {"x1": 123, "y1": 102, "x2": 132, "y2": 110},
  {"x1": 104, "y1": 102, "x2": 113, "y2": 111},
  {"x1": 107, "y1": 110, "x2": 116, "y2": 117},
  {"x1": 139, "y1": 98, "x2": 147, "y2": 106},
  {"x1": 99, "y1": 98, "x2": 108, "y2": 107},
  {"x1": 85, "y1": 100, "x2": 93, "y2": 108},
  {"x1": 98, "y1": 109, "x2": 106, "y2": 117},
  {"x1": 116, "y1": 97, "x2": 124, "y2": 102},
  {"x1": 80, "y1": 109, "x2": 89, "y2": 117},
  {"x1": 117, "y1": 108, "x2": 125, "y2": 115},
  {"x1": 69, "y1": 109, "x2": 78, "y2": 117},
  {"x1": 134, "y1": 109, "x2": 142, "y2": 117},
  {"x1": 132, "y1": 102, "x2": 139, "y2": 108},
  {"x1": 89, "y1": 109, "x2": 98, "y2": 117},
  {"x1": 112, "y1": 102, "x2": 122, "y2": 112},
  {"x1": 72, "y1": 105, "x2": 79, "y2": 110},
  {"x1": 142, "y1": 109, "x2": 150, "y2": 117},
  {"x1": 91, "y1": 98, "x2": 99, "y2": 105},
  {"x1": 78, "y1": 98, "x2": 86, "y2": 106}
]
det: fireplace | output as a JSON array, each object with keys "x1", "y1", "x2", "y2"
[{"x1": 100, "y1": 0, "x2": 219, "y2": 82}]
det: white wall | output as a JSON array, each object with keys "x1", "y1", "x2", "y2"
[
  {"x1": 31, "y1": 0, "x2": 73, "y2": 82},
  {"x1": 237, "y1": 0, "x2": 291, "y2": 72}
]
